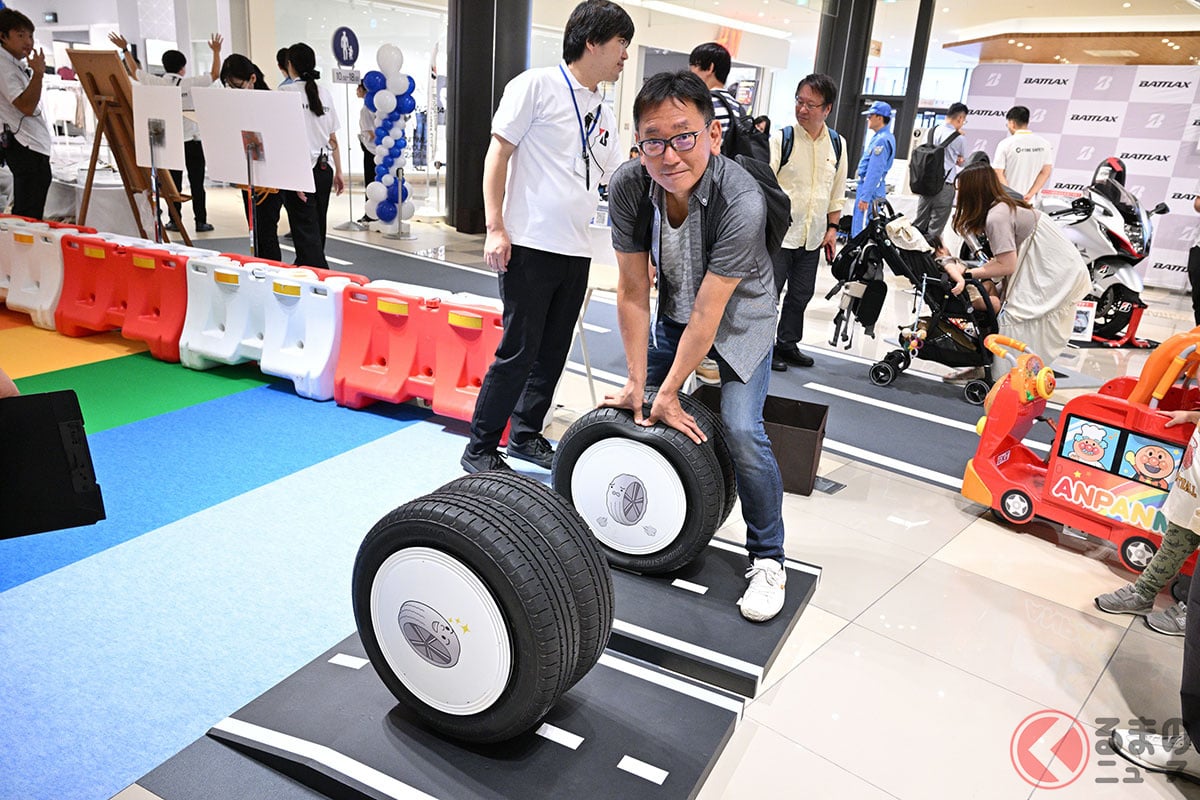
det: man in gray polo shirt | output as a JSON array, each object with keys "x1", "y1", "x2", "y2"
[{"x1": 605, "y1": 70, "x2": 787, "y2": 623}]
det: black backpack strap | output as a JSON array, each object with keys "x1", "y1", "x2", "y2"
[
  {"x1": 828, "y1": 127, "x2": 842, "y2": 167},
  {"x1": 778, "y1": 126, "x2": 794, "y2": 174}
]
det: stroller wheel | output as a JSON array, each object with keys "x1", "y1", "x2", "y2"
[
  {"x1": 868, "y1": 362, "x2": 897, "y2": 386},
  {"x1": 963, "y1": 380, "x2": 990, "y2": 406}
]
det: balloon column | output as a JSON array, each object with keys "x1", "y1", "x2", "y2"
[{"x1": 361, "y1": 44, "x2": 417, "y2": 230}]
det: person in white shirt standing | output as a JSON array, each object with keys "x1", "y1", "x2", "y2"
[
  {"x1": 356, "y1": 81, "x2": 375, "y2": 224},
  {"x1": 1189, "y1": 182, "x2": 1200, "y2": 325},
  {"x1": 768, "y1": 73, "x2": 847, "y2": 372},
  {"x1": 0, "y1": 9, "x2": 51, "y2": 220},
  {"x1": 913, "y1": 102, "x2": 967, "y2": 240},
  {"x1": 461, "y1": 0, "x2": 633, "y2": 474},
  {"x1": 111, "y1": 32, "x2": 222, "y2": 233},
  {"x1": 992, "y1": 105, "x2": 1053, "y2": 204}
]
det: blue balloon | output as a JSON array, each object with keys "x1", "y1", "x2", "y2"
[
  {"x1": 364, "y1": 91, "x2": 377, "y2": 113},
  {"x1": 363, "y1": 70, "x2": 387, "y2": 93},
  {"x1": 374, "y1": 126, "x2": 388, "y2": 141},
  {"x1": 386, "y1": 182, "x2": 399, "y2": 202},
  {"x1": 400, "y1": 183, "x2": 409, "y2": 202},
  {"x1": 382, "y1": 156, "x2": 395, "y2": 169},
  {"x1": 375, "y1": 201, "x2": 397, "y2": 223},
  {"x1": 389, "y1": 145, "x2": 402, "y2": 158},
  {"x1": 387, "y1": 110, "x2": 401, "y2": 122},
  {"x1": 402, "y1": 75, "x2": 416, "y2": 96},
  {"x1": 397, "y1": 94, "x2": 416, "y2": 115},
  {"x1": 375, "y1": 166, "x2": 388, "y2": 180},
  {"x1": 397, "y1": 137, "x2": 407, "y2": 150}
]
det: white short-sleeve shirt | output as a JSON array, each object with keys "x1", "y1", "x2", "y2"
[
  {"x1": 993, "y1": 130, "x2": 1053, "y2": 196},
  {"x1": 281, "y1": 81, "x2": 341, "y2": 167},
  {"x1": 0, "y1": 48, "x2": 51, "y2": 156},
  {"x1": 492, "y1": 63, "x2": 623, "y2": 258},
  {"x1": 135, "y1": 69, "x2": 213, "y2": 141}
]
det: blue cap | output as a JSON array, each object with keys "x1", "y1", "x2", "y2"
[{"x1": 862, "y1": 100, "x2": 892, "y2": 117}]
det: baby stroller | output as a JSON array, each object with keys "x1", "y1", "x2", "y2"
[{"x1": 826, "y1": 200, "x2": 1000, "y2": 405}]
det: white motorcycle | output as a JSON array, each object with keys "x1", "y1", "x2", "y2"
[{"x1": 1043, "y1": 158, "x2": 1169, "y2": 343}]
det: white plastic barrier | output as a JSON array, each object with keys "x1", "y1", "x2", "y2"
[
  {"x1": 364, "y1": 280, "x2": 444, "y2": 301},
  {"x1": 178, "y1": 257, "x2": 316, "y2": 370},
  {"x1": 0, "y1": 217, "x2": 43, "y2": 302},
  {"x1": 6, "y1": 223, "x2": 74, "y2": 329},
  {"x1": 448, "y1": 291, "x2": 503, "y2": 311},
  {"x1": 259, "y1": 271, "x2": 356, "y2": 401}
]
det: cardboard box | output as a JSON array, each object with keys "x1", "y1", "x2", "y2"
[{"x1": 692, "y1": 385, "x2": 829, "y2": 496}]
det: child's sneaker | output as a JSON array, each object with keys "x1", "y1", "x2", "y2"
[
  {"x1": 1146, "y1": 601, "x2": 1187, "y2": 636},
  {"x1": 1094, "y1": 583, "x2": 1154, "y2": 615}
]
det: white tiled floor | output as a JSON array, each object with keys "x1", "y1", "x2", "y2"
[{"x1": 194, "y1": 187, "x2": 1200, "y2": 798}]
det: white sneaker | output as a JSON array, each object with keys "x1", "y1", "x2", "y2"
[
  {"x1": 739, "y1": 558, "x2": 786, "y2": 622},
  {"x1": 695, "y1": 357, "x2": 720, "y2": 385},
  {"x1": 1111, "y1": 729, "x2": 1200, "y2": 780}
]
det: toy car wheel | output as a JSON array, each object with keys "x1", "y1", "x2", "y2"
[
  {"x1": 998, "y1": 489, "x2": 1035, "y2": 524},
  {"x1": 1120, "y1": 535, "x2": 1158, "y2": 572},
  {"x1": 553, "y1": 405, "x2": 725, "y2": 574},
  {"x1": 963, "y1": 379, "x2": 990, "y2": 406},
  {"x1": 352, "y1": 492, "x2": 579, "y2": 743},
  {"x1": 869, "y1": 362, "x2": 896, "y2": 386}
]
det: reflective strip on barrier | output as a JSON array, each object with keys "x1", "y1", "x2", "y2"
[
  {"x1": 132, "y1": 255, "x2": 156, "y2": 270},
  {"x1": 85, "y1": 246, "x2": 106, "y2": 259},
  {"x1": 273, "y1": 281, "x2": 302, "y2": 297},
  {"x1": 215, "y1": 270, "x2": 240, "y2": 286},
  {"x1": 13, "y1": 233, "x2": 33, "y2": 245},
  {"x1": 448, "y1": 311, "x2": 482, "y2": 330},
  {"x1": 377, "y1": 298, "x2": 409, "y2": 315}
]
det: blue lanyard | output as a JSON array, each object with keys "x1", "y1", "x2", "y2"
[{"x1": 560, "y1": 65, "x2": 598, "y2": 186}]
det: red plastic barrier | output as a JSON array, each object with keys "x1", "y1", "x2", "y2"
[
  {"x1": 120, "y1": 246, "x2": 193, "y2": 362},
  {"x1": 218, "y1": 252, "x2": 367, "y2": 286},
  {"x1": 334, "y1": 284, "x2": 438, "y2": 410},
  {"x1": 55, "y1": 235, "x2": 132, "y2": 337},
  {"x1": 430, "y1": 296, "x2": 504, "y2": 423}
]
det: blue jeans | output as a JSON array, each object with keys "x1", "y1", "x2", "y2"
[{"x1": 646, "y1": 318, "x2": 786, "y2": 563}]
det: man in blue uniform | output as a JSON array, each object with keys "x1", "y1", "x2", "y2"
[{"x1": 852, "y1": 100, "x2": 895, "y2": 236}]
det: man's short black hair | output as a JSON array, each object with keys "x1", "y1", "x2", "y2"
[
  {"x1": 795, "y1": 73, "x2": 838, "y2": 108},
  {"x1": 162, "y1": 49, "x2": 186, "y2": 75},
  {"x1": 948, "y1": 102, "x2": 969, "y2": 118},
  {"x1": 1007, "y1": 105, "x2": 1030, "y2": 126},
  {"x1": 633, "y1": 70, "x2": 714, "y2": 132},
  {"x1": 562, "y1": 0, "x2": 635, "y2": 64},
  {"x1": 276, "y1": 47, "x2": 289, "y2": 71},
  {"x1": 0, "y1": 9, "x2": 35, "y2": 38},
  {"x1": 688, "y1": 42, "x2": 731, "y2": 83}
]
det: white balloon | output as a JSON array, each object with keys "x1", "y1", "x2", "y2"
[
  {"x1": 381, "y1": 174, "x2": 395, "y2": 186},
  {"x1": 400, "y1": 200, "x2": 416, "y2": 220},
  {"x1": 377, "y1": 44, "x2": 404, "y2": 75},
  {"x1": 374, "y1": 90, "x2": 397, "y2": 115},
  {"x1": 375, "y1": 143, "x2": 389, "y2": 156},
  {"x1": 394, "y1": 154, "x2": 407, "y2": 169},
  {"x1": 390, "y1": 124, "x2": 404, "y2": 138},
  {"x1": 387, "y1": 72, "x2": 412, "y2": 96},
  {"x1": 380, "y1": 136, "x2": 394, "y2": 149},
  {"x1": 374, "y1": 153, "x2": 385, "y2": 165},
  {"x1": 365, "y1": 181, "x2": 388, "y2": 202},
  {"x1": 364, "y1": 198, "x2": 379, "y2": 217}
]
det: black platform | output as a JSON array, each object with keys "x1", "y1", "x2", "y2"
[
  {"x1": 609, "y1": 538, "x2": 820, "y2": 697},
  {"x1": 122, "y1": 635, "x2": 743, "y2": 800}
]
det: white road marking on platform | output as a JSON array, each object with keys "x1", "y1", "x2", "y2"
[
  {"x1": 597, "y1": 653, "x2": 745, "y2": 716},
  {"x1": 823, "y1": 438, "x2": 962, "y2": 489},
  {"x1": 670, "y1": 578, "x2": 709, "y2": 595},
  {"x1": 278, "y1": 243, "x2": 352, "y2": 266},
  {"x1": 802, "y1": 382, "x2": 1050, "y2": 453},
  {"x1": 212, "y1": 718, "x2": 438, "y2": 799},
  {"x1": 328, "y1": 653, "x2": 369, "y2": 670},
  {"x1": 326, "y1": 234, "x2": 496, "y2": 277},
  {"x1": 611, "y1": 619, "x2": 762, "y2": 677},
  {"x1": 535, "y1": 723, "x2": 584, "y2": 750},
  {"x1": 618, "y1": 755, "x2": 669, "y2": 785},
  {"x1": 565, "y1": 361, "x2": 626, "y2": 386},
  {"x1": 582, "y1": 322, "x2": 611, "y2": 334},
  {"x1": 708, "y1": 538, "x2": 822, "y2": 578}
]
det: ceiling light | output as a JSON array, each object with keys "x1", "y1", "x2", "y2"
[
  {"x1": 1016, "y1": 42, "x2": 1024, "y2": 47},
  {"x1": 1007, "y1": 39, "x2": 1016, "y2": 44},
  {"x1": 1174, "y1": 44, "x2": 1182, "y2": 49},
  {"x1": 1163, "y1": 38, "x2": 1171, "y2": 43},
  {"x1": 758, "y1": 10, "x2": 764, "y2": 15},
  {"x1": 941, "y1": 6, "x2": 949, "y2": 11},
  {"x1": 641, "y1": 0, "x2": 793, "y2": 38},
  {"x1": 1025, "y1": 45, "x2": 1032, "y2": 50},
  {"x1": 1053, "y1": 54, "x2": 1060, "y2": 60},
  {"x1": 1122, "y1": 2, "x2": 1130, "y2": 5}
]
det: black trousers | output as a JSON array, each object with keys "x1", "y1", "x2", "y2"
[
  {"x1": 241, "y1": 189, "x2": 284, "y2": 262},
  {"x1": 1188, "y1": 246, "x2": 1200, "y2": 326},
  {"x1": 772, "y1": 246, "x2": 821, "y2": 345},
  {"x1": 1183, "y1": 565, "x2": 1200, "y2": 742},
  {"x1": 466, "y1": 244, "x2": 589, "y2": 455},
  {"x1": 7, "y1": 139, "x2": 50, "y2": 220},
  {"x1": 169, "y1": 139, "x2": 207, "y2": 224},
  {"x1": 281, "y1": 160, "x2": 332, "y2": 268},
  {"x1": 361, "y1": 144, "x2": 376, "y2": 220}
]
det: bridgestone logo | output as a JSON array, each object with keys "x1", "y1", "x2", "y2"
[
  {"x1": 1139, "y1": 80, "x2": 1191, "y2": 88},
  {"x1": 1024, "y1": 78, "x2": 1068, "y2": 85},
  {"x1": 1120, "y1": 153, "x2": 1169, "y2": 162},
  {"x1": 1070, "y1": 114, "x2": 1118, "y2": 123}
]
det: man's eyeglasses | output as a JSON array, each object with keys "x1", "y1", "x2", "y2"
[
  {"x1": 794, "y1": 97, "x2": 827, "y2": 111},
  {"x1": 636, "y1": 131, "x2": 701, "y2": 157}
]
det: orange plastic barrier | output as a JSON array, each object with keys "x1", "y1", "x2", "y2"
[
  {"x1": 55, "y1": 235, "x2": 132, "y2": 337},
  {"x1": 334, "y1": 282, "x2": 439, "y2": 410},
  {"x1": 121, "y1": 245, "x2": 206, "y2": 362},
  {"x1": 430, "y1": 294, "x2": 505, "y2": 423}
]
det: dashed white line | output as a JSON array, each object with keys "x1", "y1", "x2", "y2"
[
  {"x1": 328, "y1": 653, "x2": 369, "y2": 670},
  {"x1": 617, "y1": 755, "x2": 669, "y2": 785},
  {"x1": 670, "y1": 578, "x2": 709, "y2": 595},
  {"x1": 535, "y1": 723, "x2": 584, "y2": 750}
]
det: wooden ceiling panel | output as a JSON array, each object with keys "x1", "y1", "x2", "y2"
[{"x1": 944, "y1": 31, "x2": 1200, "y2": 65}]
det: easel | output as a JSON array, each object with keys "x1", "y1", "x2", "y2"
[{"x1": 67, "y1": 50, "x2": 192, "y2": 246}]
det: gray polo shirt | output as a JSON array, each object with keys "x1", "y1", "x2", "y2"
[{"x1": 608, "y1": 154, "x2": 776, "y2": 382}]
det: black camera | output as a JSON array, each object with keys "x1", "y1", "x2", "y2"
[{"x1": 0, "y1": 125, "x2": 13, "y2": 167}]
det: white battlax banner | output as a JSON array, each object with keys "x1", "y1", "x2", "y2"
[{"x1": 966, "y1": 64, "x2": 1200, "y2": 290}]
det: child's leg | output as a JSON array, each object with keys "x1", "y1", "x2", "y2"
[{"x1": 1132, "y1": 522, "x2": 1200, "y2": 600}]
